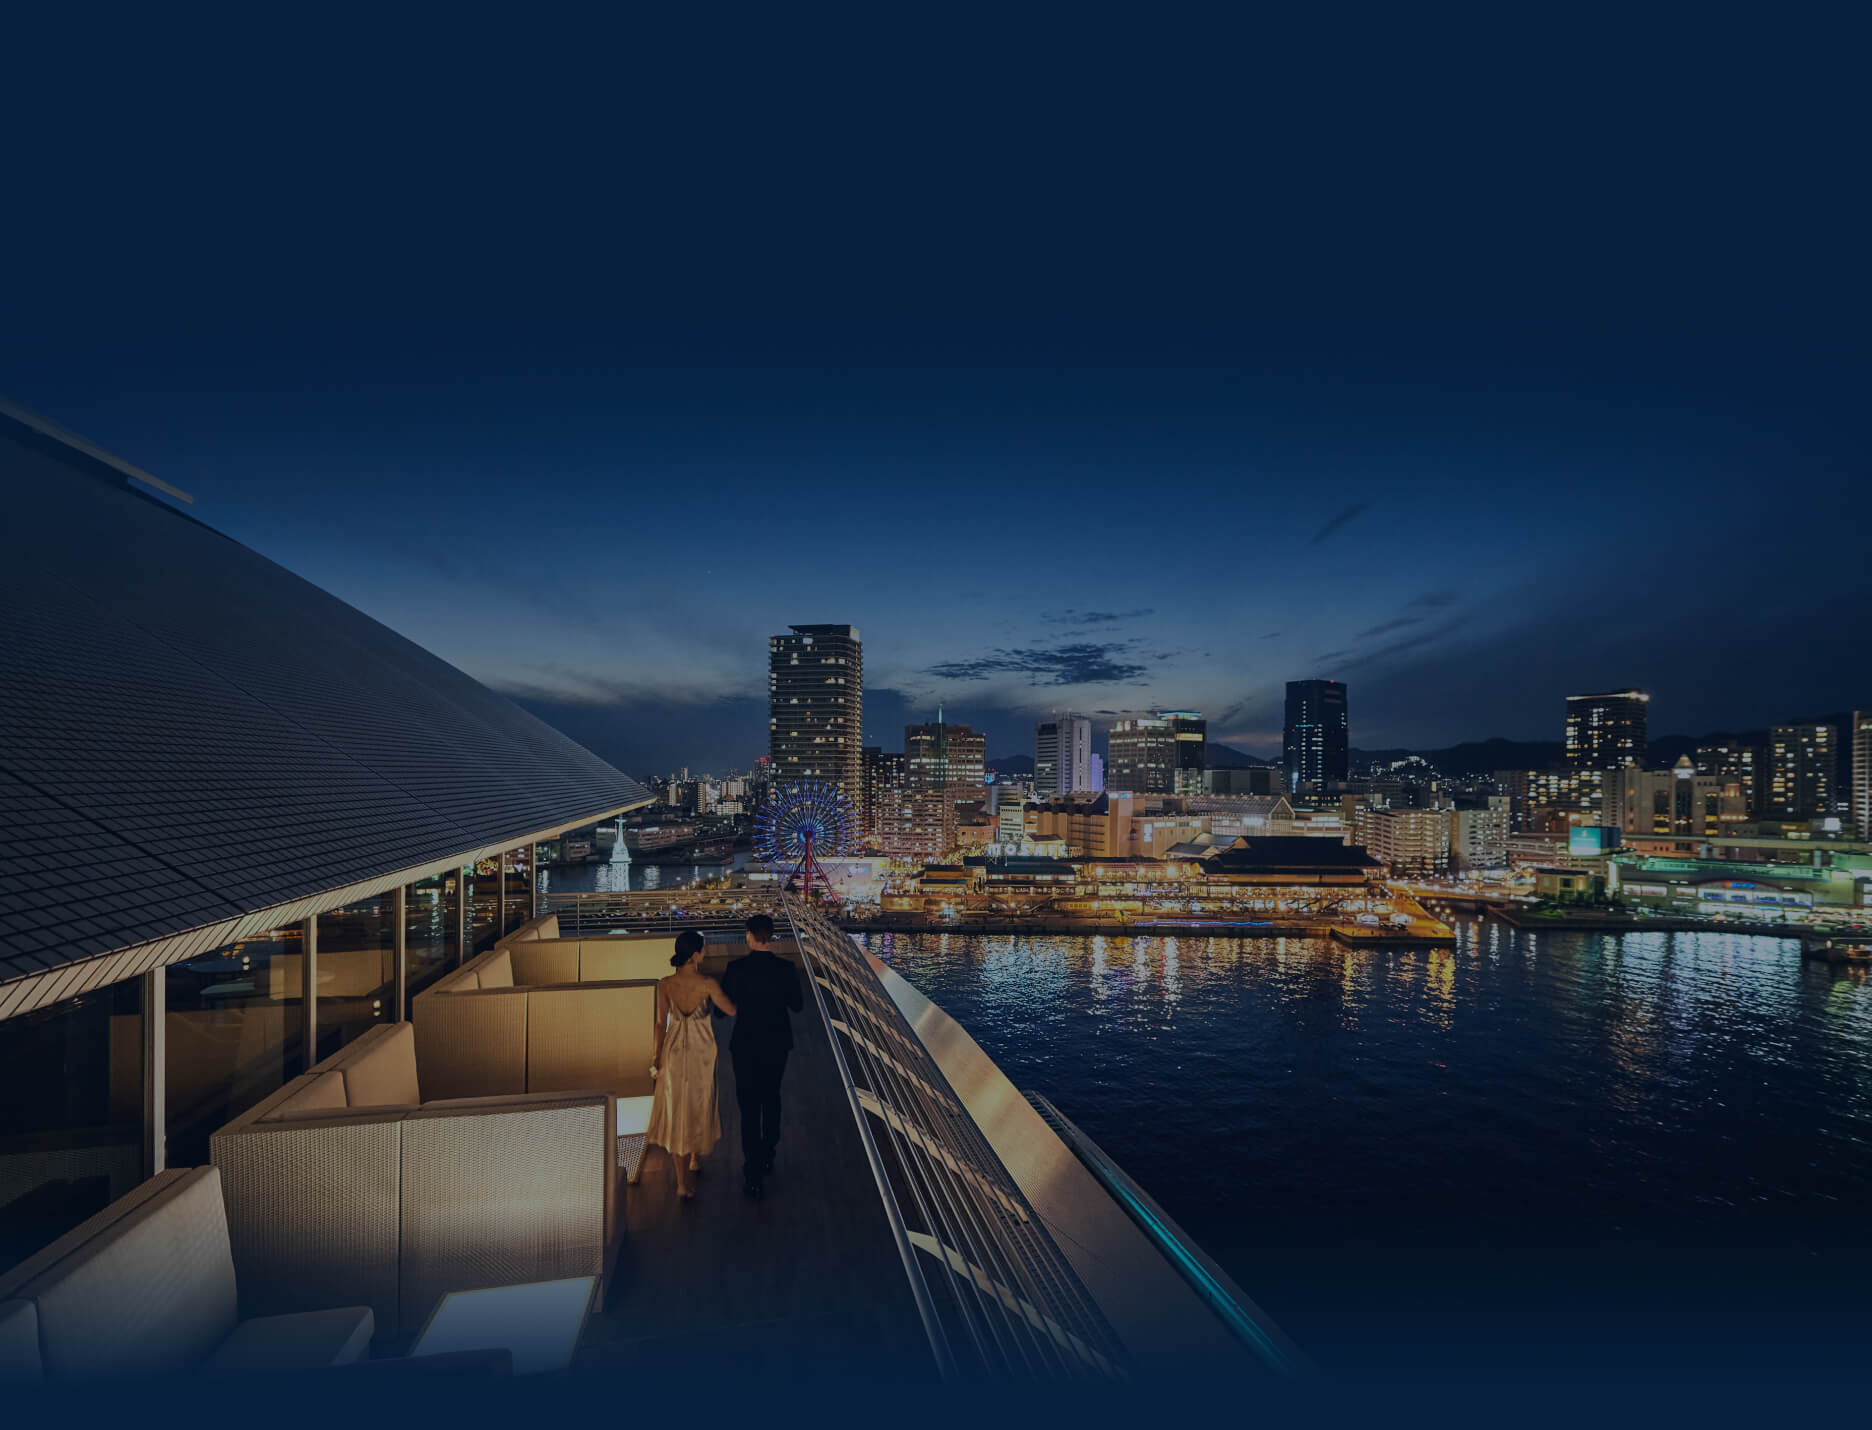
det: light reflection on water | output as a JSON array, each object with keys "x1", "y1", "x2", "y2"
[{"x1": 858, "y1": 917, "x2": 1872, "y2": 1369}]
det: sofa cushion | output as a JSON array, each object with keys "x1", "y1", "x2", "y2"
[
  {"x1": 478, "y1": 950, "x2": 514, "y2": 989},
  {"x1": 266, "y1": 1071, "x2": 349, "y2": 1120},
  {"x1": 342, "y1": 1022, "x2": 420, "y2": 1108},
  {"x1": 198, "y1": 1305, "x2": 374, "y2": 1378},
  {"x1": 18, "y1": 1165, "x2": 238, "y2": 1380},
  {"x1": 0, "y1": 1299, "x2": 40, "y2": 1385}
]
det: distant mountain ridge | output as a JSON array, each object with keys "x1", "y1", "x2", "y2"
[{"x1": 1206, "y1": 742, "x2": 1278, "y2": 768}]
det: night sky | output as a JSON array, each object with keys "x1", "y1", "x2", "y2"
[{"x1": 4, "y1": 8, "x2": 1864, "y2": 778}]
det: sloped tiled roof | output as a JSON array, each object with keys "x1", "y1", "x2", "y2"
[{"x1": 0, "y1": 408, "x2": 649, "y2": 988}]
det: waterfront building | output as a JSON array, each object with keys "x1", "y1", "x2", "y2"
[
  {"x1": 1564, "y1": 688, "x2": 1649, "y2": 769},
  {"x1": 1605, "y1": 851, "x2": 1869, "y2": 923},
  {"x1": 1602, "y1": 759, "x2": 1747, "y2": 838},
  {"x1": 1107, "y1": 716, "x2": 1174, "y2": 794},
  {"x1": 1352, "y1": 805, "x2": 1452, "y2": 876},
  {"x1": 904, "y1": 711, "x2": 986, "y2": 814},
  {"x1": 1767, "y1": 723, "x2": 1835, "y2": 820},
  {"x1": 1856, "y1": 710, "x2": 1872, "y2": 840},
  {"x1": 1696, "y1": 741, "x2": 1763, "y2": 819},
  {"x1": 768, "y1": 624, "x2": 864, "y2": 803},
  {"x1": 1035, "y1": 713, "x2": 1094, "y2": 796},
  {"x1": 1448, "y1": 797, "x2": 1511, "y2": 875},
  {"x1": 1283, "y1": 680, "x2": 1349, "y2": 794}
]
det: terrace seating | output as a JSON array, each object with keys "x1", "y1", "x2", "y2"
[
  {"x1": 0, "y1": 1166, "x2": 372, "y2": 1384},
  {"x1": 211, "y1": 1023, "x2": 614, "y2": 1338},
  {"x1": 412, "y1": 934, "x2": 666, "y2": 1101}
]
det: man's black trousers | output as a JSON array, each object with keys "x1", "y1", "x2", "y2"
[{"x1": 732, "y1": 1045, "x2": 790, "y2": 1169}]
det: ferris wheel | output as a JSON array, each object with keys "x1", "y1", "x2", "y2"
[{"x1": 754, "y1": 779, "x2": 859, "y2": 902}]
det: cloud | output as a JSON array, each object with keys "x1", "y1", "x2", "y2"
[
  {"x1": 1408, "y1": 589, "x2": 1459, "y2": 609},
  {"x1": 1309, "y1": 502, "x2": 1370, "y2": 545},
  {"x1": 1355, "y1": 615, "x2": 1424, "y2": 640},
  {"x1": 1041, "y1": 608, "x2": 1154, "y2": 626},
  {"x1": 1261, "y1": 631, "x2": 1282, "y2": 639},
  {"x1": 1339, "y1": 618, "x2": 1466, "y2": 671},
  {"x1": 926, "y1": 641, "x2": 1150, "y2": 687}
]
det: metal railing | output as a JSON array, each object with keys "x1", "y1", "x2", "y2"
[
  {"x1": 782, "y1": 894, "x2": 1130, "y2": 1381},
  {"x1": 538, "y1": 887, "x2": 779, "y2": 936},
  {"x1": 1027, "y1": 1092, "x2": 1309, "y2": 1378}
]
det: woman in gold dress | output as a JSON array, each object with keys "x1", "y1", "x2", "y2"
[{"x1": 644, "y1": 929, "x2": 735, "y2": 1199}]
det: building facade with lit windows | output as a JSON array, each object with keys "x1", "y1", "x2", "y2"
[
  {"x1": 1855, "y1": 710, "x2": 1872, "y2": 840},
  {"x1": 768, "y1": 623, "x2": 864, "y2": 804},
  {"x1": 904, "y1": 713, "x2": 985, "y2": 809},
  {"x1": 1034, "y1": 713, "x2": 1093, "y2": 797},
  {"x1": 1282, "y1": 680, "x2": 1349, "y2": 794},
  {"x1": 1162, "y1": 711, "x2": 1208, "y2": 794},
  {"x1": 1352, "y1": 805, "x2": 1452, "y2": 876},
  {"x1": 860, "y1": 745, "x2": 907, "y2": 845},
  {"x1": 1602, "y1": 759, "x2": 1748, "y2": 838},
  {"x1": 1448, "y1": 797, "x2": 1511, "y2": 874},
  {"x1": 1107, "y1": 716, "x2": 1173, "y2": 794},
  {"x1": 1696, "y1": 741, "x2": 1763, "y2": 819},
  {"x1": 1563, "y1": 688, "x2": 1649, "y2": 768},
  {"x1": 1767, "y1": 722, "x2": 1835, "y2": 820}
]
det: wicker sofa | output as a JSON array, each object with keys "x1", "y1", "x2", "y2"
[
  {"x1": 411, "y1": 937, "x2": 668, "y2": 1102},
  {"x1": 0, "y1": 1166, "x2": 373, "y2": 1383},
  {"x1": 210, "y1": 1022, "x2": 614, "y2": 1338}
]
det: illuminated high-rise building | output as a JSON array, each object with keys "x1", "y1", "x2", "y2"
[
  {"x1": 1695, "y1": 741, "x2": 1762, "y2": 819},
  {"x1": 768, "y1": 624, "x2": 863, "y2": 804},
  {"x1": 1853, "y1": 710, "x2": 1872, "y2": 839},
  {"x1": 1767, "y1": 722, "x2": 1834, "y2": 821},
  {"x1": 1563, "y1": 689, "x2": 1648, "y2": 769},
  {"x1": 1283, "y1": 680, "x2": 1349, "y2": 794},
  {"x1": 904, "y1": 710, "x2": 986, "y2": 808},
  {"x1": 1163, "y1": 711, "x2": 1208, "y2": 794},
  {"x1": 861, "y1": 745, "x2": 907, "y2": 843},
  {"x1": 1107, "y1": 715, "x2": 1173, "y2": 794},
  {"x1": 1035, "y1": 713, "x2": 1094, "y2": 797}
]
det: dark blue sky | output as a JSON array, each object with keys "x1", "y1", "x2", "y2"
[{"x1": 3, "y1": 7, "x2": 1864, "y2": 777}]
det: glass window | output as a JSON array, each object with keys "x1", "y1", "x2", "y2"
[
  {"x1": 0, "y1": 979, "x2": 143, "y2": 1269},
  {"x1": 314, "y1": 895, "x2": 396, "y2": 1060},
  {"x1": 405, "y1": 870, "x2": 458, "y2": 1000},
  {"x1": 166, "y1": 926, "x2": 303, "y2": 1167},
  {"x1": 466, "y1": 857, "x2": 500, "y2": 954},
  {"x1": 502, "y1": 846, "x2": 533, "y2": 934}
]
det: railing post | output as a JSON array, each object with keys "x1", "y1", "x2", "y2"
[
  {"x1": 302, "y1": 914, "x2": 319, "y2": 1073},
  {"x1": 496, "y1": 849, "x2": 508, "y2": 936},
  {"x1": 393, "y1": 883, "x2": 408, "y2": 1022},
  {"x1": 454, "y1": 868, "x2": 467, "y2": 967},
  {"x1": 141, "y1": 966, "x2": 166, "y2": 1178}
]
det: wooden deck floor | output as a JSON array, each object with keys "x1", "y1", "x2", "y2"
[{"x1": 576, "y1": 951, "x2": 936, "y2": 1380}]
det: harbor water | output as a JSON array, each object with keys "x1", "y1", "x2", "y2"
[{"x1": 855, "y1": 917, "x2": 1872, "y2": 1373}]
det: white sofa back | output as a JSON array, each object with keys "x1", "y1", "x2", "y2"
[{"x1": 0, "y1": 1167, "x2": 238, "y2": 1383}]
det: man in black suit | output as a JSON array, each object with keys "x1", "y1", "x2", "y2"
[{"x1": 720, "y1": 912, "x2": 803, "y2": 1198}]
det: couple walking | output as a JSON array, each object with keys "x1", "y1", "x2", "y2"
[{"x1": 642, "y1": 913, "x2": 802, "y2": 1200}]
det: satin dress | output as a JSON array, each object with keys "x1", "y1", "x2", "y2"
[{"x1": 645, "y1": 984, "x2": 722, "y2": 1159}]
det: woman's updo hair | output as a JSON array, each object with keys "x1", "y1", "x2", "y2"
[{"x1": 670, "y1": 930, "x2": 706, "y2": 967}]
